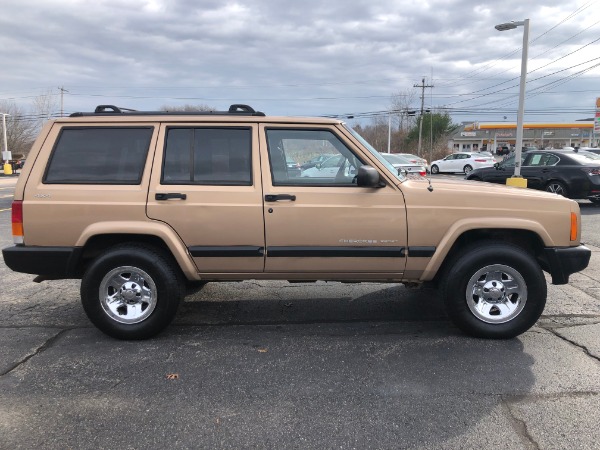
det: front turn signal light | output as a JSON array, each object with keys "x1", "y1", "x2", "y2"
[{"x1": 570, "y1": 212, "x2": 578, "y2": 241}]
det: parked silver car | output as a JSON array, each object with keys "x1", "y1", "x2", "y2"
[
  {"x1": 398, "y1": 153, "x2": 429, "y2": 172},
  {"x1": 381, "y1": 153, "x2": 427, "y2": 176}
]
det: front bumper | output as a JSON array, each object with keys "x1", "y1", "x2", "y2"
[{"x1": 540, "y1": 245, "x2": 591, "y2": 285}]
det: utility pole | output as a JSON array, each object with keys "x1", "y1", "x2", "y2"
[
  {"x1": 414, "y1": 78, "x2": 434, "y2": 157},
  {"x1": 58, "y1": 87, "x2": 69, "y2": 117},
  {"x1": 387, "y1": 113, "x2": 391, "y2": 153}
]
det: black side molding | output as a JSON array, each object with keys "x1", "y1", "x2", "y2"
[
  {"x1": 267, "y1": 246, "x2": 406, "y2": 258},
  {"x1": 189, "y1": 246, "x2": 265, "y2": 257},
  {"x1": 407, "y1": 247, "x2": 436, "y2": 257}
]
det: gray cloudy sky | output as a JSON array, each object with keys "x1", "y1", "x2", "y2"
[{"x1": 1, "y1": 0, "x2": 599, "y2": 124}]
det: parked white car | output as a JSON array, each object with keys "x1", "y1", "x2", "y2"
[{"x1": 430, "y1": 152, "x2": 496, "y2": 174}]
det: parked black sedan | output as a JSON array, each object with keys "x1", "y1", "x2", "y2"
[{"x1": 465, "y1": 150, "x2": 600, "y2": 202}]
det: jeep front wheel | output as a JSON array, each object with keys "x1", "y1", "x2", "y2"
[
  {"x1": 81, "y1": 245, "x2": 184, "y2": 340},
  {"x1": 440, "y1": 242, "x2": 546, "y2": 339}
]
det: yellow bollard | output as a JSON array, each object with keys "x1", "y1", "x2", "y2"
[
  {"x1": 3, "y1": 163, "x2": 13, "y2": 175},
  {"x1": 506, "y1": 176, "x2": 527, "y2": 188}
]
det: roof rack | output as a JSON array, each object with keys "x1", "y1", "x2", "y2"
[{"x1": 69, "y1": 104, "x2": 266, "y2": 117}]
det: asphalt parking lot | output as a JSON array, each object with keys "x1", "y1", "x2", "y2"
[{"x1": 1, "y1": 174, "x2": 599, "y2": 449}]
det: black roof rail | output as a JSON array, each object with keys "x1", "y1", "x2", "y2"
[{"x1": 70, "y1": 104, "x2": 266, "y2": 117}]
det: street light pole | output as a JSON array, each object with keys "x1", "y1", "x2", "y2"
[
  {"x1": 495, "y1": 19, "x2": 529, "y2": 187},
  {"x1": 2, "y1": 113, "x2": 9, "y2": 163}
]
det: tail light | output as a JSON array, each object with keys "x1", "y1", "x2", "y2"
[
  {"x1": 584, "y1": 168, "x2": 600, "y2": 176},
  {"x1": 474, "y1": 159, "x2": 487, "y2": 162},
  {"x1": 419, "y1": 170, "x2": 426, "y2": 176},
  {"x1": 12, "y1": 200, "x2": 24, "y2": 244}
]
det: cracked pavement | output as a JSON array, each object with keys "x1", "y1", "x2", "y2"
[{"x1": 1, "y1": 176, "x2": 600, "y2": 449}]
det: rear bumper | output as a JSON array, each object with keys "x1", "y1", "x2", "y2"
[
  {"x1": 540, "y1": 245, "x2": 591, "y2": 285},
  {"x1": 2, "y1": 245, "x2": 82, "y2": 278}
]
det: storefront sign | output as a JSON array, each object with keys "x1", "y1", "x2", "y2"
[{"x1": 460, "y1": 132, "x2": 476, "y2": 137}]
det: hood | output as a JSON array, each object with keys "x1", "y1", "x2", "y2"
[{"x1": 400, "y1": 176, "x2": 574, "y2": 209}]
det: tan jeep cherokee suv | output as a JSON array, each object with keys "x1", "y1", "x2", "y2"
[{"x1": 2, "y1": 104, "x2": 591, "y2": 340}]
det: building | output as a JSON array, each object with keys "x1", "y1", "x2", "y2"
[{"x1": 448, "y1": 121, "x2": 596, "y2": 152}]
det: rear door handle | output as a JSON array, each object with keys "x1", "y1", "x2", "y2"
[
  {"x1": 265, "y1": 194, "x2": 296, "y2": 202},
  {"x1": 155, "y1": 193, "x2": 187, "y2": 200}
]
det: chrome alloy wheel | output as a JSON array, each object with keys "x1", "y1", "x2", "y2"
[
  {"x1": 99, "y1": 266, "x2": 157, "y2": 324},
  {"x1": 546, "y1": 182, "x2": 566, "y2": 196},
  {"x1": 466, "y1": 264, "x2": 527, "y2": 324}
]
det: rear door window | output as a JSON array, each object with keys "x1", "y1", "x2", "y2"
[{"x1": 162, "y1": 127, "x2": 252, "y2": 185}]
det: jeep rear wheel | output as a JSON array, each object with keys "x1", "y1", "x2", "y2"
[
  {"x1": 440, "y1": 241, "x2": 546, "y2": 339},
  {"x1": 81, "y1": 245, "x2": 184, "y2": 340}
]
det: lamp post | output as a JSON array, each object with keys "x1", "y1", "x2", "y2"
[
  {"x1": 495, "y1": 19, "x2": 529, "y2": 187},
  {"x1": 1, "y1": 113, "x2": 10, "y2": 162}
]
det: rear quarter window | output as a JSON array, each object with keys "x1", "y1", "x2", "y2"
[{"x1": 44, "y1": 127, "x2": 154, "y2": 184}]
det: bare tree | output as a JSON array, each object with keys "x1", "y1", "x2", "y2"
[
  {"x1": 159, "y1": 104, "x2": 216, "y2": 112},
  {"x1": 390, "y1": 89, "x2": 418, "y2": 132},
  {"x1": 0, "y1": 100, "x2": 37, "y2": 159},
  {"x1": 31, "y1": 89, "x2": 59, "y2": 131}
]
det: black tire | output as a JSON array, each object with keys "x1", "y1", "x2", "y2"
[
  {"x1": 440, "y1": 241, "x2": 546, "y2": 339},
  {"x1": 81, "y1": 244, "x2": 184, "y2": 340},
  {"x1": 463, "y1": 164, "x2": 473, "y2": 174},
  {"x1": 431, "y1": 164, "x2": 439, "y2": 174},
  {"x1": 545, "y1": 180, "x2": 568, "y2": 197}
]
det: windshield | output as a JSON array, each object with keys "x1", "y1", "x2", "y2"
[{"x1": 343, "y1": 124, "x2": 406, "y2": 181}]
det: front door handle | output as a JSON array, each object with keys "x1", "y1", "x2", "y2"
[
  {"x1": 265, "y1": 194, "x2": 296, "y2": 202},
  {"x1": 155, "y1": 193, "x2": 187, "y2": 200}
]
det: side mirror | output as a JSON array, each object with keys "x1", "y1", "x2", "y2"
[
  {"x1": 357, "y1": 165, "x2": 384, "y2": 188},
  {"x1": 398, "y1": 168, "x2": 408, "y2": 176},
  {"x1": 494, "y1": 162, "x2": 500, "y2": 169},
  {"x1": 315, "y1": 163, "x2": 322, "y2": 169}
]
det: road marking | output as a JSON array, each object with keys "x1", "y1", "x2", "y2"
[
  {"x1": 0, "y1": 208, "x2": 11, "y2": 212},
  {"x1": 0, "y1": 194, "x2": 13, "y2": 198}
]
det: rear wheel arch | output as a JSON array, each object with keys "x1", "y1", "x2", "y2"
[{"x1": 76, "y1": 234, "x2": 191, "y2": 280}]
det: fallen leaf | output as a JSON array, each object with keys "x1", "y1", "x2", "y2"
[
  {"x1": 258, "y1": 348, "x2": 268, "y2": 353},
  {"x1": 166, "y1": 373, "x2": 179, "y2": 380}
]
